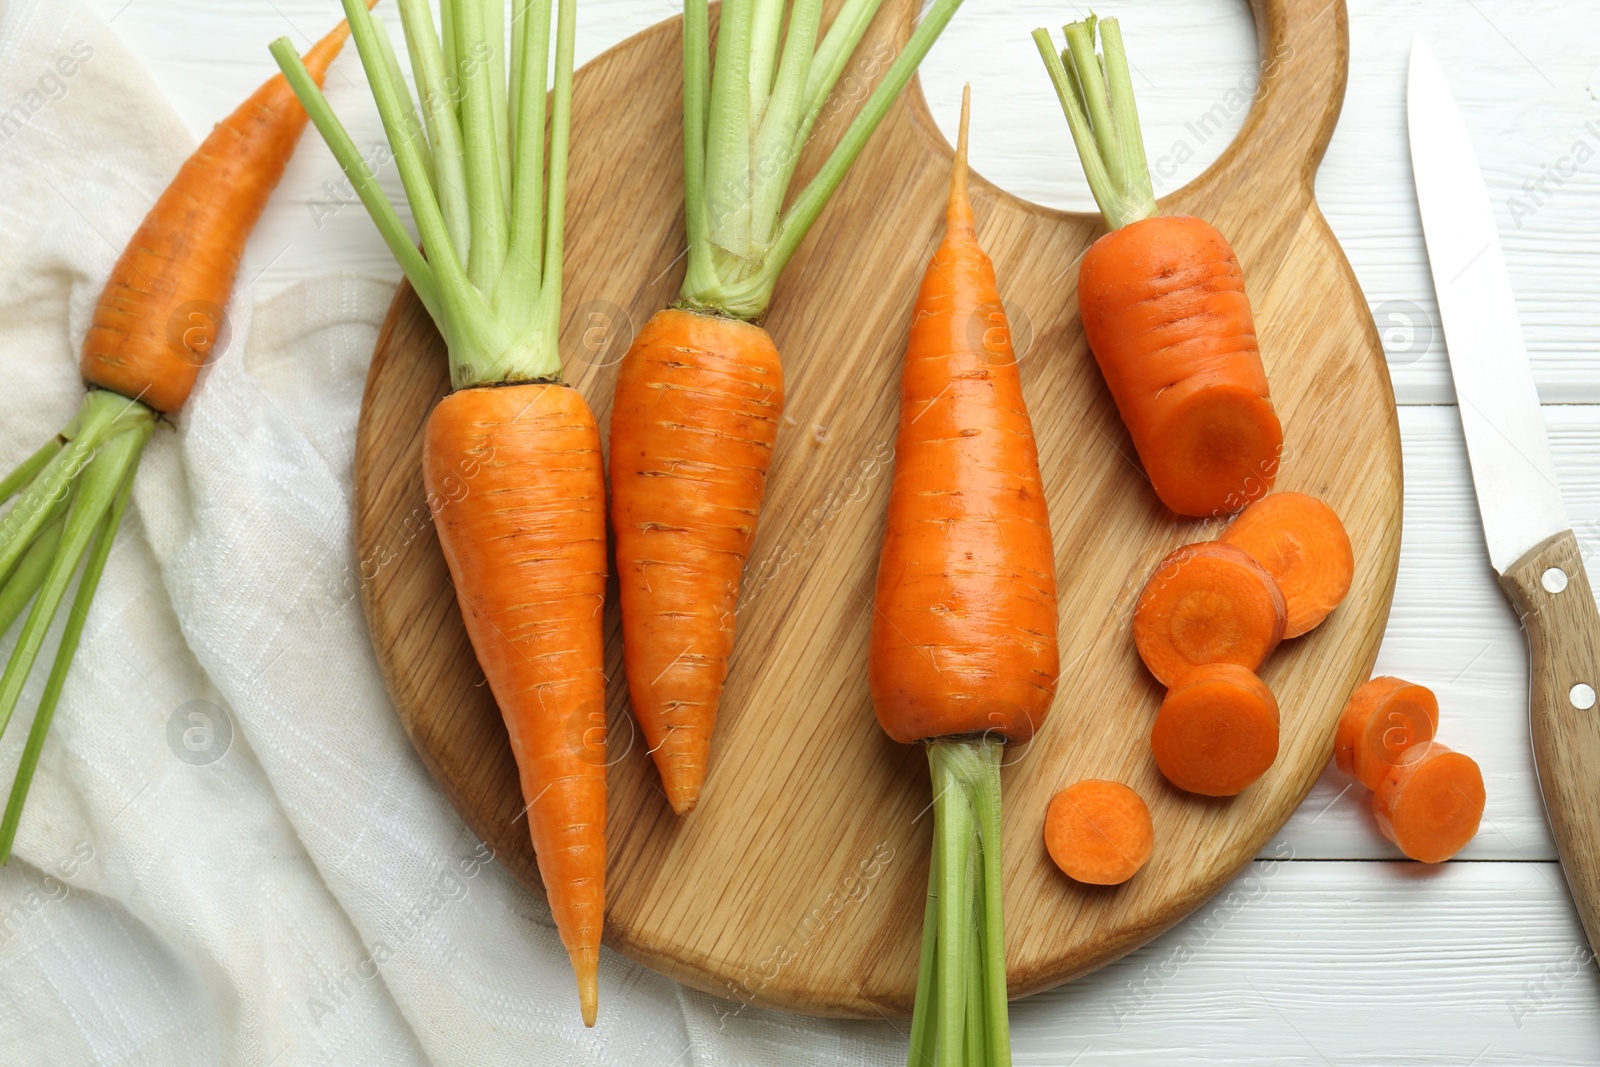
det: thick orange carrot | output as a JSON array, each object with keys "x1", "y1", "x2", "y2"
[
  {"x1": 81, "y1": 12, "x2": 362, "y2": 414},
  {"x1": 1373, "y1": 742, "x2": 1484, "y2": 863},
  {"x1": 1223, "y1": 492, "x2": 1354, "y2": 637},
  {"x1": 608, "y1": 309, "x2": 782, "y2": 814},
  {"x1": 1132, "y1": 541, "x2": 1286, "y2": 687},
  {"x1": 1035, "y1": 19, "x2": 1282, "y2": 517},
  {"x1": 424, "y1": 383, "x2": 608, "y2": 1025},
  {"x1": 871, "y1": 90, "x2": 1057, "y2": 1063},
  {"x1": 1045, "y1": 780, "x2": 1153, "y2": 885},
  {"x1": 1334, "y1": 676, "x2": 1439, "y2": 790},
  {"x1": 1151, "y1": 662, "x2": 1280, "y2": 796}
]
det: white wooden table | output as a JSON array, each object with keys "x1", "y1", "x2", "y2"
[{"x1": 82, "y1": 0, "x2": 1600, "y2": 1061}]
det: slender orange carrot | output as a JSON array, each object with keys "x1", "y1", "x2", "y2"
[
  {"x1": 1334, "y1": 676, "x2": 1439, "y2": 790},
  {"x1": 1372, "y1": 742, "x2": 1484, "y2": 862},
  {"x1": 424, "y1": 383, "x2": 607, "y2": 1024},
  {"x1": 1222, "y1": 492, "x2": 1354, "y2": 637},
  {"x1": 1151, "y1": 662, "x2": 1280, "y2": 796},
  {"x1": 1035, "y1": 18, "x2": 1283, "y2": 517},
  {"x1": 82, "y1": 11, "x2": 365, "y2": 414},
  {"x1": 608, "y1": 310, "x2": 782, "y2": 814},
  {"x1": 1045, "y1": 780, "x2": 1154, "y2": 885},
  {"x1": 1132, "y1": 541, "x2": 1286, "y2": 687},
  {"x1": 871, "y1": 88, "x2": 1057, "y2": 1064}
]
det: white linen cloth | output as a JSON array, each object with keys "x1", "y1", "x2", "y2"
[{"x1": 0, "y1": 1, "x2": 906, "y2": 1062}]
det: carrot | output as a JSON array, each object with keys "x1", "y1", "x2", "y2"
[
  {"x1": 871, "y1": 88, "x2": 1058, "y2": 1067},
  {"x1": 1045, "y1": 780, "x2": 1153, "y2": 885},
  {"x1": 1132, "y1": 541, "x2": 1286, "y2": 687},
  {"x1": 1372, "y1": 742, "x2": 1484, "y2": 863},
  {"x1": 1151, "y1": 662, "x2": 1280, "y2": 796},
  {"x1": 275, "y1": 0, "x2": 604, "y2": 1024},
  {"x1": 1222, "y1": 492, "x2": 1354, "y2": 637},
  {"x1": 610, "y1": 0, "x2": 971, "y2": 814},
  {"x1": 1034, "y1": 17, "x2": 1282, "y2": 517},
  {"x1": 0, "y1": 14, "x2": 356, "y2": 862},
  {"x1": 1334, "y1": 676, "x2": 1439, "y2": 790}
]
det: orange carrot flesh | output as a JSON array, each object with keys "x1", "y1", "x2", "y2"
[
  {"x1": 1132, "y1": 541, "x2": 1286, "y2": 687},
  {"x1": 81, "y1": 13, "x2": 359, "y2": 413},
  {"x1": 1151, "y1": 662, "x2": 1280, "y2": 796},
  {"x1": 1334, "y1": 676, "x2": 1439, "y2": 790},
  {"x1": 1078, "y1": 215, "x2": 1283, "y2": 517},
  {"x1": 868, "y1": 109, "x2": 1059, "y2": 746},
  {"x1": 1373, "y1": 742, "x2": 1484, "y2": 863},
  {"x1": 1222, "y1": 492, "x2": 1354, "y2": 637},
  {"x1": 608, "y1": 308, "x2": 783, "y2": 814},
  {"x1": 424, "y1": 383, "x2": 608, "y2": 1025},
  {"x1": 1045, "y1": 780, "x2": 1153, "y2": 885}
]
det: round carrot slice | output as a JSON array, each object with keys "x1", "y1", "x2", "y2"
[
  {"x1": 1372, "y1": 742, "x2": 1484, "y2": 863},
  {"x1": 1221, "y1": 491, "x2": 1354, "y2": 637},
  {"x1": 1045, "y1": 780, "x2": 1154, "y2": 885},
  {"x1": 1333, "y1": 676, "x2": 1439, "y2": 790},
  {"x1": 1151, "y1": 662, "x2": 1280, "y2": 796},
  {"x1": 1132, "y1": 542, "x2": 1287, "y2": 686}
]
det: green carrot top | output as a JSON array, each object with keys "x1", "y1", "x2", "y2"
[{"x1": 272, "y1": 0, "x2": 577, "y2": 391}]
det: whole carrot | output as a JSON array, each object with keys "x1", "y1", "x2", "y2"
[
  {"x1": 275, "y1": 0, "x2": 604, "y2": 1024},
  {"x1": 870, "y1": 88, "x2": 1058, "y2": 1067},
  {"x1": 1034, "y1": 16, "x2": 1282, "y2": 518},
  {"x1": 0, "y1": 13, "x2": 357, "y2": 861},
  {"x1": 610, "y1": 0, "x2": 969, "y2": 814}
]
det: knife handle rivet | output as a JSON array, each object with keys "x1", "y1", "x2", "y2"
[
  {"x1": 1542, "y1": 567, "x2": 1570, "y2": 594},
  {"x1": 1571, "y1": 684, "x2": 1597, "y2": 711}
]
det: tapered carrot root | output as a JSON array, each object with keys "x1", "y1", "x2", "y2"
[
  {"x1": 1223, "y1": 492, "x2": 1354, "y2": 637},
  {"x1": 1151, "y1": 662, "x2": 1280, "y2": 796},
  {"x1": 424, "y1": 383, "x2": 608, "y2": 1025},
  {"x1": 1078, "y1": 215, "x2": 1283, "y2": 517},
  {"x1": 1045, "y1": 780, "x2": 1154, "y2": 885},
  {"x1": 1132, "y1": 541, "x2": 1286, "y2": 687},
  {"x1": 81, "y1": 12, "x2": 362, "y2": 413},
  {"x1": 609, "y1": 308, "x2": 783, "y2": 814},
  {"x1": 868, "y1": 164, "x2": 1059, "y2": 745},
  {"x1": 1334, "y1": 676, "x2": 1439, "y2": 790},
  {"x1": 1373, "y1": 742, "x2": 1484, "y2": 863}
]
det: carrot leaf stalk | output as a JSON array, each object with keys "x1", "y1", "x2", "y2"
[
  {"x1": 682, "y1": 0, "x2": 968, "y2": 320},
  {"x1": 1031, "y1": 16, "x2": 1155, "y2": 231},
  {"x1": 271, "y1": 0, "x2": 577, "y2": 392}
]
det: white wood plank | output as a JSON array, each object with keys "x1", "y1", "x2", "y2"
[{"x1": 1010, "y1": 860, "x2": 1600, "y2": 1065}]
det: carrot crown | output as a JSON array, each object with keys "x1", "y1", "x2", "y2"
[
  {"x1": 272, "y1": 0, "x2": 577, "y2": 390},
  {"x1": 1032, "y1": 16, "x2": 1157, "y2": 231},
  {"x1": 680, "y1": 0, "x2": 967, "y2": 321}
]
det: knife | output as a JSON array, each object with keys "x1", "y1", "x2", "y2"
[{"x1": 1409, "y1": 36, "x2": 1600, "y2": 955}]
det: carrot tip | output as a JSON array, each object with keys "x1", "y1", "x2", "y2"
[{"x1": 578, "y1": 969, "x2": 598, "y2": 1027}]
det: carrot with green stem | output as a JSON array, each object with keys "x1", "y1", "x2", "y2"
[
  {"x1": 1033, "y1": 16, "x2": 1283, "y2": 518},
  {"x1": 611, "y1": 0, "x2": 970, "y2": 815},
  {"x1": 272, "y1": 0, "x2": 604, "y2": 1026},
  {"x1": 0, "y1": 13, "x2": 358, "y2": 862},
  {"x1": 871, "y1": 88, "x2": 1058, "y2": 1067}
]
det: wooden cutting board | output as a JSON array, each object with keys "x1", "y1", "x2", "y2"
[{"x1": 354, "y1": 0, "x2": 1398, "y2": 1019}]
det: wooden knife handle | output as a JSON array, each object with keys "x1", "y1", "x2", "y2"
[{"x1": 1500, "y1": 528, "x2": 1600, "y2": 957}]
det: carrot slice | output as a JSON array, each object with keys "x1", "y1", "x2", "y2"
[
  {"x1": 1221, "y1": 492, "x2": 1354, "y2": 637},
  {"x1": 1372, "y1": 742, "x2": 1484, "y2": 863},
  {"x1": 1045, "y1": 780, "x2": 1154, "y2": 885},
  {"x1": 1132, "y1": 542, "x2": 1287, "y2": 686},
  {"x1": 1333, "y1": 676, "x2": 1440, "y2": 790},
  {"x1": 1151, "y1": 663, "x2": 1280, "y2": 796}
]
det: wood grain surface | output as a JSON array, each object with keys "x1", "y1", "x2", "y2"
[{"x1": 353, "y1": 0, "x2": 1401, "y2": 1017}]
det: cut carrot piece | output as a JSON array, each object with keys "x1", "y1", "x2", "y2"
[
  {"x1": 1334, "y1": 676, "x2": 1440, "y2": 790},
  {"x1": 1222, "y1": 492, "x2": 1354, "y2": 637},
  {"x1": 1132, "y1": 542, "x2": 1287, "y2": 686},
  {"x1": 1045, "y1": 780, "x2": 1154, "y2": 885},
  {"x1": 1373, "y1": 742, "x2": 1484, "y2": 863},
  {"x1": 1151, "y1": 663, "x2": 1280, "y2": 796}
]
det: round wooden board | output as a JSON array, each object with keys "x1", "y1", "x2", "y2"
[{"x1": 355, "y1": 0, "x2": 1399, "y2": 1019}]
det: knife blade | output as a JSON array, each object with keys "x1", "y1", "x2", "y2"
[{"x1": 1409, "y1": 36, "x2": 1600, "y2": 959}]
